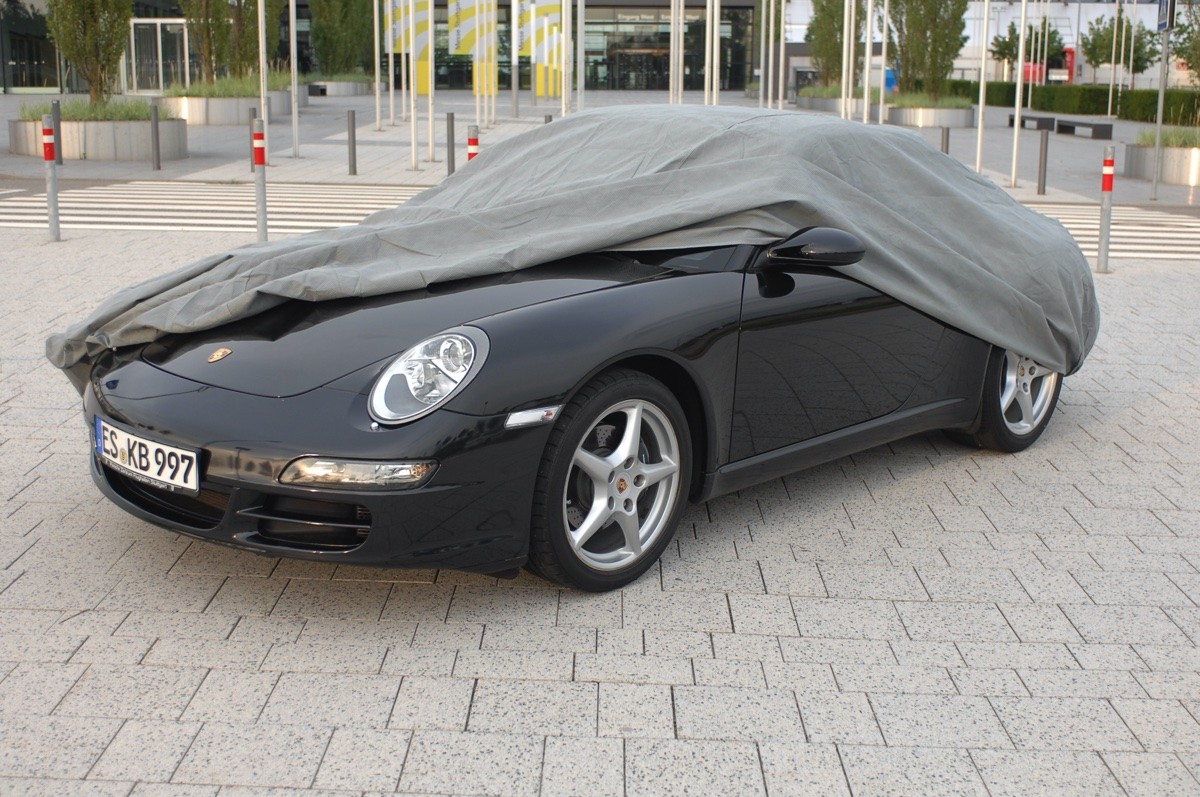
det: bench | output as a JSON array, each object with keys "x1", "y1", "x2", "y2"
[
  {"x1": 1009, "y1": 114, "x2": 1056, "y2": 131},
  {"x1": 1055, "y1": 119, "x2": 1113, "y2": 140}
]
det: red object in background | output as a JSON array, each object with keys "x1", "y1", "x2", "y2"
[
  {"x1": 252, "y1": 131, "x2": 265, "y2": 167},
  {"x1": 1021, "y1": 62, "x2": 1046, "y2": 83},
  {"x1": 1063, "y1": 48, "x2": 1075, "y2": 84},
  {"x1": 1101, "y1": 155, "x2": 1114, "y2": 193}
]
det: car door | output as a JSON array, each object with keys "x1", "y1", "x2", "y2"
[{"x1": 728, "y1": 263, "x2": 949, "y2": 462}]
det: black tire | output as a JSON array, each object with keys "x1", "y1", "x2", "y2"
[
  {"x1": 528, "y1": 369, "x2": 692, "y2": 591},
  {"x1": 951, "y1": 346, "x2": 1063, "y2": 453}
]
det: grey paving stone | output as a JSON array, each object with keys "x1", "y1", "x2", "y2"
[
  {"x1": 819, "y1": 564, "x2": 929, "y2": 602},
  {"x1": 956, "y1": 642, "x2": 1079, "y2": 670},
  {"x1": 0, "y1": 778, "x2": 134, "y2": 797},
  {"x1": 971, "y1": 750, "x2": 1125, "y2": 796},
  {"x1": 0, "y1": 632, "x2": 85, "y2": 663},
  {"x1": 377, "y1": 583, "x2": 456, "y2": 624},
  {"x1": 1135, "y1": 644, "x2": 1200, "y2": 671},
  {"x1": 260, "y1": 672, "x2": 401, "y2": 728},
  {"x1": 169, "y1": 543, "x2": 277, "y2": 577},
  {"x1": 88, "y1": 719, "x2": 201, "y2": 782},
  {"x1": 311, "y1": 727, "x2": 410, "y2": 792},
  {"x1": 180, "y1": 670, "x2": 279, "y2": 723},
  {"x1": 55, "y1": 663, "x2": 206, "y2": 721},
  {"x1": 896, "y1": 601, "x2": 1018, "y2": 642},
  {"x1": 1072, "y1": 570, "x2": 1195, "y2": 606},
  {"x1": 621, "y1": 589, "x2": 732, "y2": 632},
  {"x1": 541, "y1": 736, "x2": 623, "y2": 797},
  {"x1": 453, "y1": 649, "x2": 574, "y2": 681},
  {"x1": 1013, "y1": 568, "x2": 1095, "y2": 604},
  {"x1": 1113, "y1": 699, "x2": 1200, "y2": 752},
  {"x1": 729, "y1": 593, "x2": 800, "y2": 636},
  {"x1": 948, "y1": 668, "x2": 1029, "y2": 697},
  {"x1": 1104, "y1": 752, "x2": 1200, "y2": 797},
  {"x1": 142, "y1": 637, "x2": 271, "y2": 670},
  {"x1": 1020, "y1": 667, "x2": 1149, "y2": 698},
  {"x1": 446, "y1": 585, "x2": 560, "y2": 625},
  {"x1": 0, "y1": 571, "x2": 121, "y2": 611},
  {"x1": 596, "y1": 628, "x2": 643, "y2": 655},
  {"x1": 790, "y1": 598, "x2": 907, "y2": 640},
  {"x1": 573, "y1": 653, "x2": 694, "y2": 685},
  {"x1": 296, "y1": 617, "x2": 417, "y2": 646},
  {"x1": 761, "y1": 661, "x2": 838, "y2": 692},
  {"x1": 387, "y1": 675, "x2": 474, "y2": 731},
  {"x1": 692, "y1": 658, "x2": 766, "y2": 688},
  {"x1": 997, "y1": 603, "x2": 1085, "y2": 643},
  {"x1": 555, "y1": 589, "x2": 622, "y2": 628},
  {"x1": 227, "y1": 616, "x2": 303, "y2": 645},
  {"x1": 839, "y1": 745, "x2": 987, "y2": 797},
  {"x1": 69, "y1": 635, "x2": 154, "y2": 665},
  {"x1": 409, "y1": 621, "x2": 484, "y2": 650},
  {"x1": 779, "y1": 637, "x2": 895, "y2": 666},
  {"x1": 673, "y1": 685, "x2": 804, "y2": 741},
  {"x1": 834, "y1": 664, "x2": 956, "y2": 695},
  {"x1": 598, "y1": 682, "x2": 674, "y2": 738},
  {"x1": 114, "y1": 611, "x2": 238, "y2": 640},
  {"x1": 481, "y1": 624, "x2": 596, "y2": 654},
  {"x1": 260, "y1": 641, "x2": 388, "y2": 674},
  {"x1": 379, "y1": 648, "x2": 457, "y2": 677},
  {"x1": 1132, "y1": 670, "x2": 1200, "y2": 700},
  {"x1": 468, "y1": 678, "x2": 597, "y2": 736},
  {"x1": 757, "y1": 741, "x2": 852, "y2": 796},
  {"x1": 203, "y1": 577, "x2": 287, "y2": 616},
  {"x1": 660, "y1": 557, "x2": 765, "y2": 593},
  {"x1": 795, "y1": 691, "x2": 884, "y2": 745},
  {"x1": 758, "y1": 560, "x2": 826, "y2": 596},
  {"x1": 870, "y1": 692, "x2": 1011, "y2": 748},
  {"x1": 0, "y1": 662, "x2": 86, "y2": 714},
  {"x1": 1062, "y1": 605, "x2": 1192, "y2": 645},
  {"x1": 917, "y1": 567, "x2": 1031, "y2": 603},
  {"x1": 270, "y1": 578, "x2": 392, "y2": 620},
  {"x1": 643, "y1": 630, "x2": 712, "y2": 658},
  {"x1": 0, "y1": 714, "x2": 121, "y2": 779},
  {"x1": 991, "y1": 696, "x2": 1142, "y2": 751},
  {"x1": 173, "y1": 723, "x2": 333, "y2": 788},
  {"x1": 398, "y1": 730, "x2": 543, "y2": 796},
  {"x1": 625, "y1": 738, "x2": 765, "y2": 797},
  {"x1": 888, "y1": 640, "x2": 966, "y2": 668}
]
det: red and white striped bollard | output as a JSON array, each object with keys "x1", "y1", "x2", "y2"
[
  {"x1": 1097, "y1": 146, "x2": 1114, "y2": 274},
  {"x1": 42, "y1": 114, "x2": 60, "y2": 242},
  {"x1": 467, "y1": 125, "x2": 479, "y2": 161},
  {"x1": 252, "y1": 118, "x2": 268, "y2": 242}
]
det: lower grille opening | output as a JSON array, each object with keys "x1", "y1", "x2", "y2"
[
  {"x1": 239, "y1": 496, "x2": 372, "y2": 550},
  {"x1": 103, "y1": 464, "x2": 229, "y2": 529}
]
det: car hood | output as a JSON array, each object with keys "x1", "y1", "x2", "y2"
[{"x1": 140, "y1": 256, "x2": 669, "y2": 398}]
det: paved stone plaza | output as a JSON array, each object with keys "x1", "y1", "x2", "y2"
[{"x1": 2, "y1": 92, "x2": 1200, "y2": 795}]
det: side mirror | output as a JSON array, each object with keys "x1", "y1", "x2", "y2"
[{"x1": 766, "y1": 227, "x2": 866, "y2": 268}]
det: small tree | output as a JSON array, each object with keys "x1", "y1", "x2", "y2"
[
  {"x1": 1080, "y1": 10, "x2": 1161, "y2": 88},
  {"x1": 805, "y1": 0, "x2": 865, "y2": 87},
  {"x1": 1172, "y1": 0, "x2": 1200, "y2": 84},
  {"x1": 990, "y1": 20, "x2": 1065, "y2": 75},
  {"x1": 310, "y1": 0, "x2": 372, "y2": 75},
  {"x1": 45, "y1": 0, "x2": 130, "y2": 103},
  {"x1": 1080, "y1": 16, "x2": 1111, "y2": 83},
  {"x1": 181, "y1": 0, "x2": 231, "y2": 83},
  {"x1": 888, "y1": 0, "x2": 967, "y2": 98},
  {"x1": 229, "y1": 0, "x2": 285, "y2": 78}
]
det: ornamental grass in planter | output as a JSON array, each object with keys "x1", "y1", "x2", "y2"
[
  {"x1": 1124, "y1": 126, "x2": 1200, "y2": 186},
  {"x1": 9, "y1": 99, "x2": 187, "y2": 161}
]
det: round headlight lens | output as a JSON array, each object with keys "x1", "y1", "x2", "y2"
[{"x1": 368, "y1": 327, "x2": 489, "y2": 424}]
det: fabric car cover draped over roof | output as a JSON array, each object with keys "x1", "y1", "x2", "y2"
[{"x1": 47, "y1": 105, "x2": 1099, "y2": 391}]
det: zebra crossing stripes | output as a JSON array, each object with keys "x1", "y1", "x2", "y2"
[
  {"x1": 1028, "y1": 202, "x2": 1200, "y2": 261},
  {"x1": 0, "y1": 181, "x2": 424, "y2": 233}
]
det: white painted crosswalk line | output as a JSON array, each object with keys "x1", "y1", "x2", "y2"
[
  {"x1": 0, "y1": 181, "x2": 424, "y2": 233},
  {"x1": 1026, "y1": 203, "x2": 1200, "y2": 261}
]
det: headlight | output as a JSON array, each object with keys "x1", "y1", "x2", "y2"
[{"x1": 368, "y1": 327, "x2": 489, "y2": 424}]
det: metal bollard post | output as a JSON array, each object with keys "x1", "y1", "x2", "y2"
[
  {"x1": 446, "y1": 113, "x2": 456, "y2": 176},
  {"x1": 940, "y1": 126, "x2": 949, "y2": 155},
  {"x1": 1036, "y1": 130, "x2": 1049, "y2": 196},
  {"x1": 1097, "y1": 145, "x2": 1114, "y2": 275},
  {"x1": 248, "y1": 108, "x2": 257, "y2": 174},
  {"x1": 42, "y1": 114, "x2": 60, "y2": 242},
  {"x1": 51, "y1": 100, "x2": 63, "y2": 166},
  {"x1": 347, "y1": 110, "x2": 357, "y2": 176},
  {"x1": 150, "y1": 105, "x2": 162, "y2": 171},
  {"x1": 252, "y1": 118, "x2": 268, "y2": 242},
  {"x1": 544, "y1": 114, "x2": 553, "y2": 125},
  {"x1": 467, "y1": 125, "x2": 479, "y2": 161}
]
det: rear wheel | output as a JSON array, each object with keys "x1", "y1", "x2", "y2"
[
  {"x1": 529, "y1": 369, "x2": 692, "y2": 591},
  {"x1": 953, "y1": 347, "x2": 1062, "y2": 452}
]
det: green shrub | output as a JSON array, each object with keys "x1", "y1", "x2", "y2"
[
  {"x1": 164, "y1": 72, "x2": 293, "y2": 97},
  {"x1": 1029, "y1": 84, "x2": 1110, "y2": 115},
  {"x1": 19, "y1": 98, "x2": 173, "y2": 121},
  {"x1": 1135, "y1": 126, "x2": 1200, "y2": 147},
  {"x1": 939, "y1": 79, "x2": 1016, "y2": 107},
  {"x1": 889, "y1": 92, "x2": 973, "y2": 109},
  {"x1": 305, "y1": 72, "x2": 372, "y2": 83}
]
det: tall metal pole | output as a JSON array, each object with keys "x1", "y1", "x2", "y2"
[
  {"x1": 862, "y1": 0, "x2": 874, "y2": 121},
  {"x1": 758, "y1": 0, "x2": 766, "y2": 106},
  {"x1": 1107, "y1": 0, "x2": 1119, "y2": 115},
  {"x1": 840, "y1": 0, "x2": 850, "y2": 116},
  {"x1": 847, "y1": 0, "x2": 857, "y2": 114},
  {"x1": 1150, "y1": 28, "x2": 1169, "y2": 200},
  {"x1": 388, "y1": 0, "x2": 395, "y2": 125},
  {"x1": 374, "y1": 0, "x2": 382, "y2": 130},
  {"x1": 1098, "y1": 145, "x2": 1114, "y2": 274},
  {"x1": 704, "y1": 0, "x2": 714, "y2": 103},
  {"x1": 975, "y1": 0, "x2": 990, "y2": 172},
  {"x1": 409, "y1": 0, "x2": 418, "y2": 169},
  {"x1": 428, "y1": 0, "x2": 436, "y2": 161},
  {"x1": 290, "y1": 0, "x2": 300, "y2": 157},
  {"x1": 512, "y1": 0, "x2": 519, "y2": 117},
  {"x1": 714, "y1": 0, "x2": 722, "y2": 103},
  {"x1": 877, "y1": 0, "x2": 889, "y2": 123},
  {"x1": 777, "y1": 0, "x2": 786, "y2": 107},
  {"x1": 577, "y1": 0, "x2": 585, "y2": 109},
  {"x1": 1009, "y1": 0, "x2": 1029, "y2": 187},
  {"x1": 768, "y1": 0, "x2": 777, "y2": 110},
  {"x1": 257, "y1": 0, "x2": 270, "y2": 162}
]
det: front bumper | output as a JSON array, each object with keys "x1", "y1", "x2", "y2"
[{"x1": 86, "y1": 351, "x2": 552, "y2": 573}]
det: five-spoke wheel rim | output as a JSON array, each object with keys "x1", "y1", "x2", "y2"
[
  {"x1": 563, "y1": 399, "x2": 681, "y2": 572},
  {"x1": 999, "y1": 350, "x2": 1060, "y2": 436}
]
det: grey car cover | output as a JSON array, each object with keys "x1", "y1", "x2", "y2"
[{"x1": 47, "y1": 105, "x2": 1099, "y2": 391}]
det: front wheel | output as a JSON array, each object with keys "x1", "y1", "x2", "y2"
[
  {"x1": 528, "y1": 369, "x2": 692, "y2": 591},
  {"x1": 953, "y1": 347, "x2": 1063, "y2": 453}
]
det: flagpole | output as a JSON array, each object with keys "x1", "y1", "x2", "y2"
[
  {"x1": 1009, "y1": 0, "x2": 1028, "y2": 186},
  {"x1": 408, "y1": 0, "x2": 418, "y2": 169},
  {"x1": 373, "y1": 0, "x2": 381, "y2": 130},
  {"x1": 427, "y1": 0, "x2": 436, "y2": 161},
  {"x1": 388, "y1": 0, "x2": 395, "y2": 125},
  {"x1": 511, "y1": 0, "x2": 519, "y2": 117}
]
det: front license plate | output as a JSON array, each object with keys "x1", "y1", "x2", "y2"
[{"x1": 94, "y1": 417, "x2": 200, "y2": 494}]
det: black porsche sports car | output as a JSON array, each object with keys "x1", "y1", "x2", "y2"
[{"x1": 84, "y1": 229, "x2": 1064, "y2": 591}]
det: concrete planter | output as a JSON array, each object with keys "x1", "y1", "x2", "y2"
[
  {"x1": 886, "y1": 106, "x2": 975, "y2": 128},
  {"x1": 156, "y1": 91, "x2": 293, "y2": 125},
  {"x1": 1124, "y1": 144, "x2": 1200, "y2": 186},
  {"x1": 794, "y1": 96, "x2": 883, "y2": 121},
  {"x1": 309, "y1": 81, "x2": 372, "y2": 97},
  {"x1": 7, "y1": 118, "x2": 188, "y2": 161}
]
